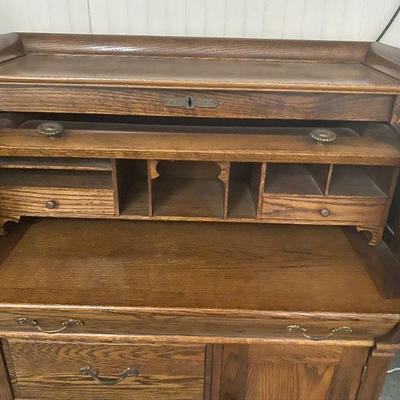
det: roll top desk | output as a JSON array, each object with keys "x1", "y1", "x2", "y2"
[{"x1": 0, "y1": 33, "x2": 399, "y2": 400}]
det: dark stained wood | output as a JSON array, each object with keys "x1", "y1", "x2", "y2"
[
  {"x1": 0, "y1": 86, "x2": 394, "y2": 120},
  {"x1": 0, "y1": 33, "x2": 24, "y2": 64},
  {"x1": 219, "y1": 344, "x2": 369, "y2": 400},
  {"x1": 6, "y1": 339, "x2": 206, "y2": 400},
  {"x1": 0, "y1": 342, "x2": 13, "y2": 400},
  {"x1": 19, "y1": 33, "x2": 370, "y2": 62}
]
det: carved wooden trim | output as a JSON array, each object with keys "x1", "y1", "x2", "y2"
[
  {"x1": 356, "y1": 226, "x2": 384, "y2": 247},
  {"x1": 0, "y1": 216, "x2": 20, "y2": 236}
]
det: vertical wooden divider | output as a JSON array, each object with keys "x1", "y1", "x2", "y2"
[
  {"x1": 218, "y1": 162, "x2": 230, "y2": 219},
  {"x1": 256, "y1": 163, "x2": 267, "y2": 219},
  {"x1": 111, "y1": 159, "x2": 120, "y2": 216},
  {"x1": 148, "y1": 160, "x2": 159, "y2": 217},
  {"x1": 325, "y1": 164, "x2": 334, "y2": 196}
]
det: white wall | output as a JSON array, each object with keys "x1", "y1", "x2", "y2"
[{"x1": 0, "y1": 0, "x2": 399, "y2": 47}]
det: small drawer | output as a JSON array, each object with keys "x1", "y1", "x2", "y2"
[
  {"x1": 261, "y1": 195, "x2": 386, "y2": 226},
  {"x1": 0, "y1": 186, "x2": 115, "y2": 216},
  {"x1": 0, "y1": 169, "x2": 115, "y2": 216},
  {"x1": 3, "y1": 340, "x2": 206, "y2": 400}
]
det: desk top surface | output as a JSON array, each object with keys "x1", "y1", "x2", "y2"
[
  {"x1": 0, "y1": 218, "x2": 399, "y2": 316},
  {"x1": 0, "y1": 33, "x2": 399, "y2": 94}
]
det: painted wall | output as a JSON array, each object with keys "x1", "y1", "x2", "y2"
[{"x1": 0, "y1": 0, "x2": 399, "y2": 47}]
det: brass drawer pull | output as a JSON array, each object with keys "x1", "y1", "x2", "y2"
[
  {"x1": 80, "y1": 366, "x2": 139, "y2": 385},
  {"x1": 162, "y1": 95, "x2": 218, "y2": 110},
  {"x1": 37, "y1": 122, "x2": 64, "y2": 136},
  {"x1": 387, "y1": 367, "x2": 400, "y2": 374},
  {"x1": 287, "y1": 325, "x2": 353, "y2": 341},
  {"x1": 16, "y1": 317, "x2": 84, "y2": 334}
]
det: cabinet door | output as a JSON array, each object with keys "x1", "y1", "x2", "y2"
[{"x1": 218, "y1": 344, "x2": 369, "y2": 400}]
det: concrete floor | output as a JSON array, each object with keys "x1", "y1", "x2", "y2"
[{"x1": 380, "y1": 352, "x2": 400, "y2": 400}]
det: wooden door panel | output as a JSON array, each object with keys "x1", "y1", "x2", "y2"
[{"x1": 219, "y1": 344, "x2": 369, "y2": 400}]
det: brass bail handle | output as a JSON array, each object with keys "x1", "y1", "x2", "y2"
[
  {"x1": 80, "y1": 366, "x2": 139, "y2": 385},
  {"x1": 287, "y1": 324, "x2": 353, "y2": 341},
  {"x1": 16, "y1": 317, "x2": 84, "y2": 334}
]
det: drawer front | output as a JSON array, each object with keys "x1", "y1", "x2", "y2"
[
  {"x1": 0, "y1": 309, "x2": 397, "y2": 344},
  {"x1": 0, "y1": 187, "x2": 115, "y2": 216},
  {"x1": 0, "y1": 86, "x2": 393, "y2": 121},
  {"x1": 262, "y1": 195, "x2": 386, "y2": 226},
  {"x1": 4, "y1": 340, "x2": 206, "y2": 400}
]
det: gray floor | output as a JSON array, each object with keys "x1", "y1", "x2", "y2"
[{"x1": 380, "y1": 352, "x2": 400, "y2": 400}]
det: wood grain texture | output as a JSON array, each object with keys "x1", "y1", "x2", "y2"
[
  {"x1": 0, "y1": 219, "x2": 400, "y2": 316},
  {"x1": 0, "y1": 307, "x2": 396, "y2": 346},
  {"x1": 6, "y1": 339, "x2": 206, "y2": 400},
  {"x1": 261, "y1": 195, "x2": 386, "y2": 226},
  {"x1": 1, "y1": 53, "x2": 399, "y2": 94},
  {"x1": 0, "y1": 86, "x2": 394, "y2": 120},
  {"x1": 0, "y1": 187, "x2": 115, "y2": 216},
  {"x1": 18, "y1": 34, "x2": 370, "y2": 62},
  {"x1": 219, "y1": 344, "x2": 368, "y2": 400},
  {"x1": 0, "y1": 124, "x2": 399, "y2": 165},
  {"x1": 0, "y1": 342, "x2": 13, "y2": 400}
]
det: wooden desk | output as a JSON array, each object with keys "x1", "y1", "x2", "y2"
[{"x1": 0, "y1": 33, "x2": 399, "y2": 400}]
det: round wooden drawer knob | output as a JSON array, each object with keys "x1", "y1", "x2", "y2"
[
  {"x1": 320, "y1": 208, "x2": 331, "y2": 217},
  {"x1": 45, "y1": 200, "x2": 57, "y2": 210}
]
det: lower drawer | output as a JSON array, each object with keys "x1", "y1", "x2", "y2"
[
  {"x1": 3, "y1": 340, "x2": 206, "y2": 400},
  {"x1": 261, "y1": 195, "x2": 386, "y2": 226}
]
